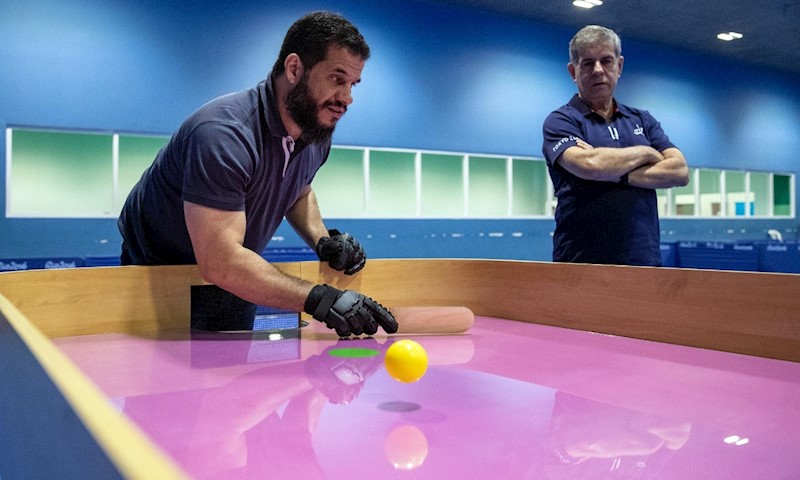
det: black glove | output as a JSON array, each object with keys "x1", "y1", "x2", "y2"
[
  {"x1": 304, "y1": 284, "x2": 398, "y2": 337},
  {"x1": 315, "y1": 229, "x2": 366, "y2": 275}
]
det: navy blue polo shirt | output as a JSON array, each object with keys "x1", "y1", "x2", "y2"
[
  {"x1": 118, "y1": 79, "x2": 330, "y2": 265},
  {"x1": 542, "y1": 94, "x2": 676, "y2": 266}
]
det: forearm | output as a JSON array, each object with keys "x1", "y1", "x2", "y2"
[
  {"x1": 185, "y1": 201, "x2": 315, "y2": 311},
  {"x1": 205, "y1": 245, "x2": 314, "y2": 312},
  {"x1": 627, "y1": 148, "x2": 689, "y2": 189},
  {"x1": 561, "y1": 144, "x2": 663, "y2": 182},
  {"x1": 286, "y1": 187, "x2": 329, "y2": 249}
]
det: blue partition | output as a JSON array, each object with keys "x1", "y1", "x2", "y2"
[
  {"x1": 0, "y1": 257, "x2": 85, "y2": 271},
  {"x1": 262, "y1": 247, "x2": 316, "y2": 263},
  {"x1": 676, "y1": 242, "x2": 759, "y2": 271},
  {"x1": 660, "y1": 242, "x2": 679, "y2": 267},
  {"x1": 758, "y1": 242, "x2": 800, "y2": 273},
  {"x1": 85, "y1": 255, "x2": 122, "y2": 267}
]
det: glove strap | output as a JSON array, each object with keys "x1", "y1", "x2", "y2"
[{"x1": 304, "y1": 285, "x2": 341, "y2": 320}]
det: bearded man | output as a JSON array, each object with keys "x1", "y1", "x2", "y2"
[{"x1": 118, "y1": 11, "x2": 397, "y2": 337}]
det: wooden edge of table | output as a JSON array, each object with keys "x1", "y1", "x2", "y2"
[
  {"x1": 0, "y1": 293, "x2": 189, "y2": 479},
  {"x1": 298, "y1": 259, "x2": 800, "y2": 363},
  {"x1": 0, "y1": 259, "x2": 798, "y2": 361}
]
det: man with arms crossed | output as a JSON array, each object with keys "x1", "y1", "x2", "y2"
[{"x1": 542, "y1": 25, "x2": 689, "y2": 266}]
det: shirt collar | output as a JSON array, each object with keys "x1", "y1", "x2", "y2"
[
  {"x1": 569, "y1": 94, "x2": 632, "y2": 119},
  {"x1": 261, "y1": 77, "x2": 288, "y2": 138}
]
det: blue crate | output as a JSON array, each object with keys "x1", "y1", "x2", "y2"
[
  {"x1": 660, "y1": 242, "x2": 678, "y2": 267},
  {"x1": 676, "y1": 241, "x2": 758, "y2": 271},
  {"x1": 84, "y1": 255, "x2": 122, "y2": 267},
  {"x1": 757, "y1": 241, "x2": 800, "y2": 273}
]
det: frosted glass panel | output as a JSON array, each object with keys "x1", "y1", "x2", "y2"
[
  {"x1": 117, "y1": 135, "x2": 168, "y2": 210},
  {"x1": 698, "y1": 169, "x2": 722, "y2": 216},
  {"x1": 468, "y1": 156, "x2": 507, "y2": 217},
  {"x1": 367, "y1": 150, "x2": 416, "y2": 217},
  {"x1": 420, "y1": 153, "x2": 463, "y2": 217},
  {"x1": 9, "y1": 129, "x2": 113, "y2": 217},
  {"x1": 751, "y1": 172, "x2": 770, "y2": 216},
  {"x1": 512, "y1": 159, "x2": 548, "y2": 216},
  {"x1": 774, "y1": 174, "x2": 791, "y2": 216},
  {"x1": 312, "y1": 147, "x2": 365, "y2": 217},
  {"x1": 725, "y1": 171, "x2": 748, "y2": 216}
]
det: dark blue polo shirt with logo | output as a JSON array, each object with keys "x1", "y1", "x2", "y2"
[
  {"x1": 542, "y1": 94, "x2": 676, "y2": 266},
  {"x1": 118, "y1": 78, "x2": 329, "y2": 265}
]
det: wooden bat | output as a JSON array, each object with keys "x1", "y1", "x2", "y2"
[{"x1": 388, "y1": 306, "x2": 474, "y2": 335}]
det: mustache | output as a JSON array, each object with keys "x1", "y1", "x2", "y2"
[{"x1": 322, "y1": 100, "x2": 347, "y2": 112}]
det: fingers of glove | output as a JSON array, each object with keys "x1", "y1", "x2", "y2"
[
  {"x1": 330, "y1": 290, "x2": 366, "y2": 336},
  {"x1": 324, "y1": 310, "x2": 352, "y2": 337},
  {"x1": 339, "y1": 234, "x2": 365, "y2": 273},
  {"x1": 363, "y1": 297, "x2": 398, "y2": 334},
  {"x1": 343, "y1": 254, "x2": 366, "y2": 275},
  {"x1": 321, "y1": 233, "x2": 364, "y2": 272}
]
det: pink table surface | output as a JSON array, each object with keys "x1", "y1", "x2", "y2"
[{"x1": 55, "y1": 316, "x2": 800, "y2": 479}]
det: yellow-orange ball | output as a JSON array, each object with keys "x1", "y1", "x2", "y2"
[{"x1": 385, "y1": 340, "x2": 428, "y2": 383}]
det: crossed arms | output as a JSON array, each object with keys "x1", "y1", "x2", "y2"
[{"x1": 560, "y1": 139, "x2": 689, "y2": 189}]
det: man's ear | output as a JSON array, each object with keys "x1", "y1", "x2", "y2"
[
  {"x1": 284, "y1": 53, "x2": 304, "y2": 85},
  {"x1": 568, "y1": 62, "x2": 577, "y2": 82}
]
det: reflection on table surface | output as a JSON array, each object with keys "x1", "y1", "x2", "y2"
[{"x1": 55, "y1": 316, "x2": 800, "y2": 479}]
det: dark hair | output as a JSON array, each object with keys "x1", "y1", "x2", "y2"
[{"x1": 271, "y1": 11, "x2": 370, "y2": 77}]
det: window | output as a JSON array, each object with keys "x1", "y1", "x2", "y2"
[
  {"x1": 7, "y1": 127, "x2": 795, "y2": 221},
  {"x1": 698, "y1": 169, "x2": 722, "y2": 217}
]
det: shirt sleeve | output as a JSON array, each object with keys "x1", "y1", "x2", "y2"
[
  {"x1": 542, "y1": 110, "x2": 583, "y2": 167},
  {"x1": 640, "y1": 110, "x2": 677, "y2": 152},
  {"x1": 182, "y1": 121, "x2": 256, "y2": 211}
]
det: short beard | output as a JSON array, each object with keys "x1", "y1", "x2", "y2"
[{"x1": 285, "y1": 73, "x2": 337, "y2": 145}]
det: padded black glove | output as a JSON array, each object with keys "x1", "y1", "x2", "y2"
[
  {"x1": 304, "y1": 284, "x2": 398, "y2": 337},
  {"x1": 315, "y1": 229, "x2": 366, "y2": 275}
]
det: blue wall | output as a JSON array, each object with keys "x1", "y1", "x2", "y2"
[{"x1": 1, "y1": 0, "x2": 798, "y2": 260}]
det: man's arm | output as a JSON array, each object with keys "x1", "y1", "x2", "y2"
[
  {"x1": 558, "y1": 140, "x2": 664, "y2": 183},
  {"x1": 184, "y1": 201, "x2": 312, "y2": 311},
  {"x1": 627, "y1": 147, "x2": 689, "y2": 189},
  {"x1": 285, "y1": 185, "x2": 329, "y2": 249}
]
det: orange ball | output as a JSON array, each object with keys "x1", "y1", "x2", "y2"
[{"x1": 384, "y1": 340, "x2": 428, "y2": 383}]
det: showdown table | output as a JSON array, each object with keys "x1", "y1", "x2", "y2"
[{"x1": 2, "y1": 259, "x2": 799, "y2": 479}]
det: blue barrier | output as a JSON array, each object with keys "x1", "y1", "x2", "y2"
[
  {"x1": 676, "y1": 241, "x2": 759, "y2": 271},
  {"x1": 262, "y1": 246, "x2": 316, "y2": 262},
  {"x1": 757, "y1": 241, "x2": 800, "y2": 273},
  {"x1": 6, "y1": 244, "x2": 800, "y2": 275},
  {"x1": 84, "y1": 256, "x2": 122, "y2": 267},
  {"x1": 0, "y1": 257, "x2": 85, "y2": 271},
  {"x1": 659, "y1": 242, "x2": 678, "y2": 267}
]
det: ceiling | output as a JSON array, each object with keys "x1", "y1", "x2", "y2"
[{"x1": 431, "y1": 0, "x2": 800, "y2": 78}]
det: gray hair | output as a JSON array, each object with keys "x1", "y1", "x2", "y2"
[{"x1": 569, "y1": 25, "x2": 621, "y2": 64}]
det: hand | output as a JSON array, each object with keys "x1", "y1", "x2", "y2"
[
  {"x1": 304, "y1": 285, "x2": 398, "y2": 337},
  {"x1": 315, "y1": 229, "x2": 366, "y2": 275}
]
